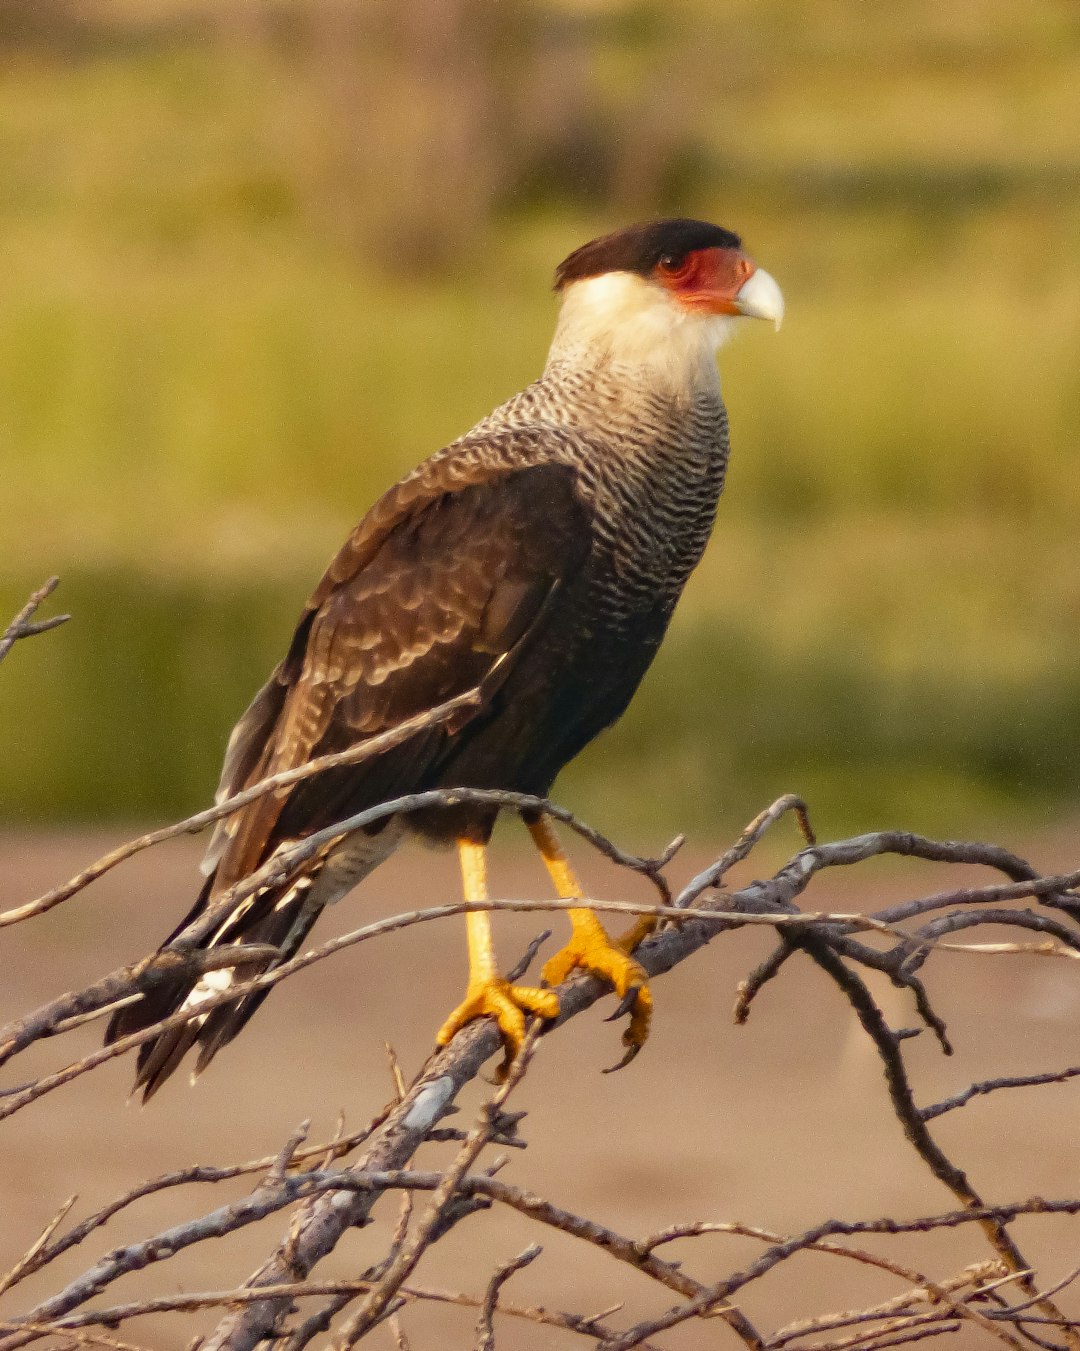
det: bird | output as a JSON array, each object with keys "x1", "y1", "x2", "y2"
[{"x1": 106, "y1": 218, "x2": 783, "y2": 1100}]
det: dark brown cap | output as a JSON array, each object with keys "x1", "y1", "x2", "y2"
[{"x1": 554, "y1": 219, "x2": 743, "y2": 291}]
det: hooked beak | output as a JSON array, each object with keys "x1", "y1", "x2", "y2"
[
  {"x1": 658, "y1": 247, "x2": 784, "y2": 330},
  {"x1": 732, "y1": 267, "x2": 784, "y2": 330}
]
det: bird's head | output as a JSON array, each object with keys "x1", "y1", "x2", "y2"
[{"x1": 549, "y1": 218, "x2": 783, "y2": 391}]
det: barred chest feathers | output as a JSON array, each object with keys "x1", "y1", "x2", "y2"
[{"x1": 473, "y1": 353, "x2": 731, "y2": 615}]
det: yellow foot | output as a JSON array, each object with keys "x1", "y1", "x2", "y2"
[
  {"x1": 436, "y1": 975, "x2": 560, "y2": 1067},
  {"x1": 616, "y1": 913, "x2": 658, "y2": 955},
  {"x1": 542, "y1": 924, "x2": 653, "y2": 1068}
]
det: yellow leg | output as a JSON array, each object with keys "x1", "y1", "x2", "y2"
[
  {"x1": 436, "y1": 839, "x2": 559, "y2": 1061},
  {"x1": 528, "y1": 817, "x2": 653, "y2": 1063}
]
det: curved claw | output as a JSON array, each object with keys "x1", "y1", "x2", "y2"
[
  {"x1": 602, "y1": 1038, "x2": 644, "y2": 1074},
  {"x1": 542, "y1": 918, "x2": 653, "y2": 1063},
  {"x1": 604, "y1": 985, "x2": 641, "y2": 1023},
  {"x1": 621, "y1": 981, "x2": 652, "y2": 1054}
]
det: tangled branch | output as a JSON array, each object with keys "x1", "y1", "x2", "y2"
[{"x1": 1, "y1": 787, "x2": 1080, "y2": 1349}]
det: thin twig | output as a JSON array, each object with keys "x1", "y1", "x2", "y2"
[
  {"x1": 0, "y1": 697, "x2": 484, "y2": 929},
  {"x1": 1, "y1": 1274, "x2": 651, "y2": 1347},
  {"x1": 0, "y1": 1325, "x2": 148, "y2": 1351},
  {"x1": 799, "y1": 940, "x2": 1066, "y2": 1346},
  {"x1": 6, "y1": 1120, "x2": 389, "y2": 1293},
  {"x1": 474, "y1": 1245, "x2": 541, "y2": 1351},
  {"x1": 334, "y1": 1028, "x2": 542, "y2": 1346},
  {"x1": 921, "y1": 1065, "x2": 1080, "y2": 1121},
  {"x1": 8, "y1": 885, "x2": 1074, "y2": 1104},
  {"x1": 675, "y1": 793, "x2": 815, "y2": 908},
  {"x1": 767, "y1": 1261, "x2": 1007, "y2": 1347},
  {"x1": 0, "y1": 1198, "x2": 78, "y2": 1298},
  {"x1": 387, "y1": 1314, "x2": 411, "y2": 1351},
  {"x1": 0, "y1": 578, "x2": 70, "y2": 666},
  {"x1": 5, "y1": 798, "x2": 1080, "y2": 1351},
  {"x1": 6, "y1": 1179, "x2": 1080, "y2": 1347}
]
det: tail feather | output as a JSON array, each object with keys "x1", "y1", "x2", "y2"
[
  {"x1": 133, "y1": 1022, "x2": 201, "y2": 1103},
  {"x1": 191, "y1": 902, "x2": 322, "y2": 1079},
  {"x1": 105, "y1": 867, "x2": 326, "y2": 1102}
]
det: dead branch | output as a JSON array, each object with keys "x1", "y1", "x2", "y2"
[
  {"x1": 333, "y1": 1030, "x2": 542, "y2": 1346},
  {"x1": 473, "y1": 1244, "x2": 541, "y2": 1351},
  {"x1": 7, "y1": 876, "x2": 1079, "y2": 1103},
  {"x1": 0, "y1": 578, "x2": 70, "y2": 666},
  {"x1": 757, "y1": 1260, "x2": 1008, "y2": 1346},
  {"x1": 7, "y1": 1175, "x2": 1080, "y2": 1348},
  {"x1": 3, "y1": 796, "x2": 1080, "y2": 1349},
  {"x1": 0, "y1": 695, "x2": 485, "y2": 929},
  {"x1": 921, "y1": 1064, "x2": 1080, "y2": 1121}
]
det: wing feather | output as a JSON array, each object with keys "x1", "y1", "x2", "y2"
[
  {"x1": 109, "y1": 451, "x2": 592, "y2": 1096},
  {"x1": 207, "y1": 458, "x2": 589, "y2": 888}
]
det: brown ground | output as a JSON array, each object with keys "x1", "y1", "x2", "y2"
[{"x1": 2, "y1": 819, "x2": 1080, "y2": 1349}]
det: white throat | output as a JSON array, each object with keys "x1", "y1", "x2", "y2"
[{"x1": 545, "y1": 272, "x2": 737, "y2": 398}]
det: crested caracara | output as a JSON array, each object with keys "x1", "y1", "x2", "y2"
[{"x1": 107, "y1": 218, "x2": 783, "y2": 1098}]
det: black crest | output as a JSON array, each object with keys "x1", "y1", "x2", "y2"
[{"x1": 554, "y1": 219, "x2": 742, "y2": 291}]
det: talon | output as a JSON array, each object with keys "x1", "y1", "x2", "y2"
[
  {"x1": 524, "y1": 818, "x2": 653, "y2": 1065},
  {"x1": 605, "y1": 986, "x2": 641, "y2": 1023},
  {"x1": 542, "y1": 919, "x2": 652, "y2": 1060},
  {"x1": 624, "y1": 980, "x2": 652, "y2": 1050},
  {"x1": 436, "y1": 975, "x2": 560, "y2": 1063},
  {"x1": 603, "y1": 1039, "x2": 643, "y2": 1074}
]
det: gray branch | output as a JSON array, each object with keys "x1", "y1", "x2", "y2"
[{"x1": 0, "y1": 578, "x2": 70, "y2": 666}]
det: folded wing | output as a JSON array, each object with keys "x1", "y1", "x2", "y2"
[{"x1": 107, "y1": 456, "x2": 591, "y2": 1095}]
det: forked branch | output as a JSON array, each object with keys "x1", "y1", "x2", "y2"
[
  {"x1": 1, "y1": 794, "x2": 1079, "y2": 1349},
  {"x1": 0, "y1": 578, "x2": 70, "y2": 666}
]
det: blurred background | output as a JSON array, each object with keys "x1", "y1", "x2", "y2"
[
  {"x1": 1, "y1": 0, "x2": 1079, "y2": 844},
  {"x1": 3, "y1": 8, "x2": 1080, "y2": 1346}
]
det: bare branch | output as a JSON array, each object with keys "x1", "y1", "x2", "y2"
[
  {"x1": 796, "y1": 939, "x2": 1066, "y2": 1344},
  {"x1": 768, "y1": 1260, "x2": 1010, "y2": 1348},
  {"x1": 0, "y1": 1198, "x2": 78, "y2": 1299},
  {"x1": 334, "y1": 1027, "x2": 542, "y2": 1346},
  {"x1": 474, "y1": 1244, "x2": 541, "y2": 1351},
  {"x1": 921, "y1": 1065, "x2": 1080, "y2": 1121},
  {"x1": 5, "y1": 796, "x2": 1080, "y2": 1351},
  {"x1": 674, "y1": 793, "x2": 815, "y2": 907},
  {"x1": 0, "y1": 892, "x2": 988, "y2": 1108},
  {"x1": 0, "y1": 696, "x2": 485, "y2": 929},
  {"x1": 6, "y1": 1165, "x2": 1080, "y2": 1349},
  {"x1": 0, "y1": 578, "x2": 70, "y2": 666},
  {"x1": 0, "y1": 1324, "x2": 148, "y2": 1351}
]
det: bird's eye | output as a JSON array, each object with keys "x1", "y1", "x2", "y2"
[{"x1": 657, "y1": 253, "x2": 693, "y2": 283}]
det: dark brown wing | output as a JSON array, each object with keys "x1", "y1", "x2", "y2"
[
  {"x1": 107, "y1": 457, "x2": 591, "y2": 1096},
  {"x1": 208, "y1": 458, "x2": 590, "y2": 888}
]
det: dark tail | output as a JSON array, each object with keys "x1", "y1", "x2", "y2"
[{"x1": 105, "y1": 867, "x2": 323, "y2": 1102}]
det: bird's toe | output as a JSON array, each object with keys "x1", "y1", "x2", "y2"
[
  {"x1": 436, "y1": 975, "x2": 560, "y2": 1065},
  {"x1": 542, "y1": 927, "x2": 652, "y2": 1062}
]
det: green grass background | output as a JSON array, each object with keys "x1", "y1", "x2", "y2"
[{"x1": 2, "y1": 0, "x2": 1079, "y2": 844}]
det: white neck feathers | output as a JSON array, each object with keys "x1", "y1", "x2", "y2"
[{"x1": 545, "y1": 272, "x2": 735, "y2": 398}]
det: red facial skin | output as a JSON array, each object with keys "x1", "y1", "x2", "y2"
[{"x1": 655, "y1": 246, "x2": 756, "y2": 314}]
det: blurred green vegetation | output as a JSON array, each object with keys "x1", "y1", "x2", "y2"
[{"x1": 1, "y1": 0, "x2": 1079, "y2": 841}]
